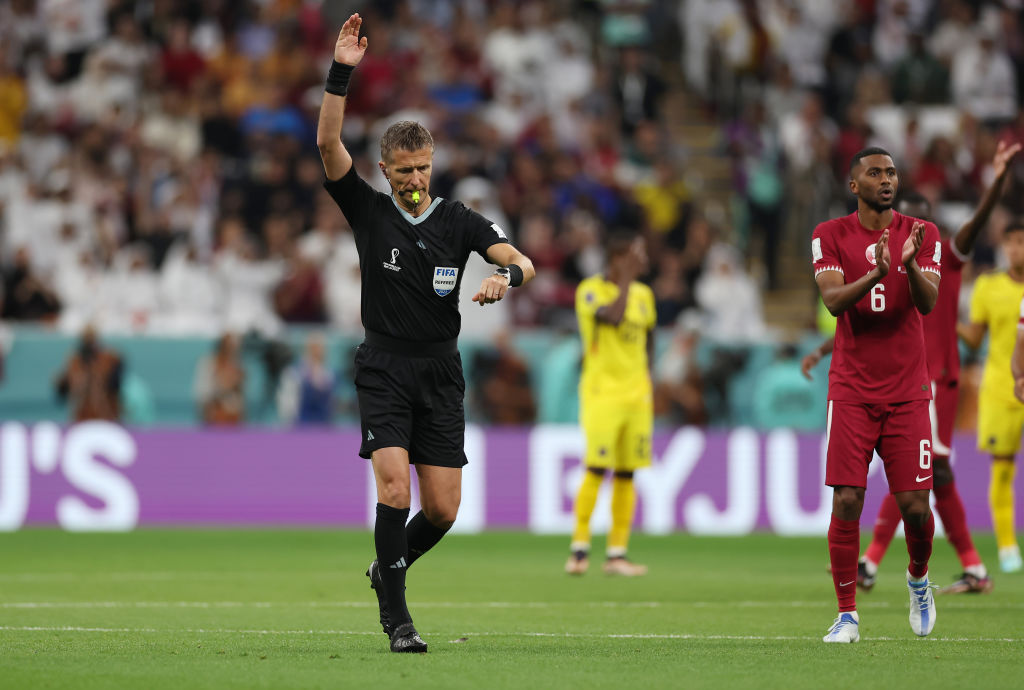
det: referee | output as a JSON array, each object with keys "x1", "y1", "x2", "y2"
[{"x1": 316, "y1": 14, "x2": 535, "y2": 654}]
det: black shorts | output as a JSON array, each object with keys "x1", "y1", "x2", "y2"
[{"x1": 353, "y1": 342, "x2": 467, "y2": 467}]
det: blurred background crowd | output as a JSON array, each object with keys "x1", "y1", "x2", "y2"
[{"x1": 0, "y1": 0, "x2": 1021, "y2": 430}]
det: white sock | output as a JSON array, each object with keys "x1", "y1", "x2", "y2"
[
  {"x1": 907, "y1": 569, "x2": 928, "y2": 585},
  {"x1": 965, "y1": 564, "x2": 987, "y2": 579}
]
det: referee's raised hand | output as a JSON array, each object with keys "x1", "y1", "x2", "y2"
[
  {"x1": 334, "y1": 13, "x2": 367, "y2": 66},
  {"x1": 471, "y1": 273, "x2": 510, "y2": 306}
]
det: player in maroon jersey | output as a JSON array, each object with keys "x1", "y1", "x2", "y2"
[
  {"x1": 814, "y1": 147, "x2": 942, "y2": 643},
  {"x1": 804, "y1": 141, "x2": 1020, "y2": 595}
]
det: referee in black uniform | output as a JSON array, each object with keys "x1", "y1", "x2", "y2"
[{"x1": 316, "y1": 14, "x2": 535, "y2": 653}]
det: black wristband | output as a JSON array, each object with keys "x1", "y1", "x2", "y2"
[
  {"x1": 325, "y1": 61, "x2": 354, "y2": 97},
  {"x1": 507, "y1": 263, "x2": 524, "y2": 288}
]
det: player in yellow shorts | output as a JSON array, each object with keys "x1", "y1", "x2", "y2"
[
  {"x1": 566, "y1": 232, "x2": 655, "y2": 576},
  {"x1": 960, "y1": 222, "x2": 1024, "y2": 572}
]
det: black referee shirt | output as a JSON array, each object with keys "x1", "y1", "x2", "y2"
[{"x1": 324, "y1": 166, "x2": 509, "y2": 343}]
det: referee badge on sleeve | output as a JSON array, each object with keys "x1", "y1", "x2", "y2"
[{"x1": 433, "y1": 266, "x2": 458, "y2": 297}]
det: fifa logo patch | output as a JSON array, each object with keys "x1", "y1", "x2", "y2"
[
  {"x1": 433, "y1": 266, "x2": 458, "y2": 297},
  {"x1": 383, "y1": 247, "x2": 402, "y2": 272}
]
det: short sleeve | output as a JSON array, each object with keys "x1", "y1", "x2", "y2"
[
  {"x1": 944, "y1": 237, "x2": 966, "y2": 271},
  {"x1": 916, "y1": 222, "x2": 942, "y2": 278},
  {"x1": 969, "y1": 276, "x2": 989, "y2": 325},
  {"x1": 576, "y1": 280, "x2": 601, "y2": 324},
  {"x1": 322, "y1": 167, "x2": 380, "y2": 239},
  {"x1": 456, "y1": 203, "x2": 510, "y2": 258},
  {"x1": 811, "y1": 223, "x2": 843, "y2": 277}
]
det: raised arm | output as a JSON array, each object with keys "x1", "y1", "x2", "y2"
[
  {"x1": 473, "y1": 243, "x2": 537, "y2": 306},
  {"x1": 316, "y1": 14, "x2": 367, "y2": 181},
  {"x1": 596, "y1": 240, "x2": 645, "y2": 325},
  {"x1": 954, "y1": 141, "x2": 1021, "y2": 257}
]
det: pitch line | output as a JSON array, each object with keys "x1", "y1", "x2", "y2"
[
  {"x1": 0, "y1": 600, "x2": 678, "y2": 610},
  {"x1": 3, "y1": 600, "x2": 1021, "y2": 610},
  {"x1": 0, "y1": 625, "x2": 1019, "y2": 643}
]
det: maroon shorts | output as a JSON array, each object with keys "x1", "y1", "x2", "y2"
[
  {"x1": 825, "y1": 399, "x2": 933, "y2": 493},
  {"x1": 929, "y1": 377, "x2": 957, "y2": 457}
]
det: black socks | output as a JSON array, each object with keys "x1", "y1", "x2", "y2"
[
  {"x1": 374, "y1": 504, "x2": 454, "y2": 628},
  {"x1": 406, "y1": 510, "x2": 451, "y2": 567},
  {"x1": 375, "y1": 503, "x2": 411, "y2": 627}
]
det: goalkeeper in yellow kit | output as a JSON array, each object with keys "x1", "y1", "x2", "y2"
[{"x1": 566, "y1": 232, "x2": 656, "y2": 576}]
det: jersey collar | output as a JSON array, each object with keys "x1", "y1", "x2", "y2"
[{"x1": 390, "y1": 195, "x2": 443, "y2": 225}]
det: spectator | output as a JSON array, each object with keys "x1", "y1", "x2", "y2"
[
  {"x1": 779, "y1": 92, "x2": 838, "y2": 243},
  {"x1": 1, "y1": 246, "x2": 61, "y2": 321},
  {"x1": 472, "y1": 332, "x2": 536, "y2": 425},
  {"x1": 194, "y1": 332, "x2": 246, "y2": 426},
  {"x1": 277, "y1": 332, "x2": 337, "y2": 426},
  {"x1": 951, "y1": 26, "x2": 1018, "y2": 126},
  {"x1": 0, "y1": 51, "x2": 27, "y2": 146},
  {"x1": 160, "y1": 19, "x2": 206, "y2": 94},
  {"x1": 727, "y1": 100, "x2": 783, "y2": 288},
  {"x1": 891, "y1": 30, "x2": 949, "y2": 104},
  {"x1": 928, "y1": 0, "x2": 978, "y2": 67},
  {"x1": 54, "y1": 324, "x2": 122, "y2": 421},
  {"x1": 157, "y1": 242, "x2": 222, "y2": 336},
  {"x1": 213, "y1": 215, "x2": 285, "y2": 337},
  {"x1": 695, "y1": 243, "x2": 765, "y2": 343},
  {"x1": 611, "y1": 46, "x2": 665, "y2": 136},
  {"x1": 654, "y1": 312, "x2": 707, "y2": 426}
]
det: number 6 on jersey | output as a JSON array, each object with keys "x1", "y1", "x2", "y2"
[{"x1": 871, "y1": 283, "x2": 885, "y2": 312}]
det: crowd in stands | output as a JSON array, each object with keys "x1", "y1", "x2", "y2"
[
  {"x1": 697, "y1": 0, "x2": 1024, "y2": 291},
  {"x1": 1, "y1": 0, "x2": 1022, "y2": 428}
]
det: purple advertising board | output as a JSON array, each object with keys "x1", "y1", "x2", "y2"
[{"x1": 0, "y1": 422, "x2": 1011, "y2": 534}]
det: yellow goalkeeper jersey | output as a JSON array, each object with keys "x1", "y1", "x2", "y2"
[
  {"x1": 970, "y1": 271, "x2": 1024, "y2": 404},
  {"x1": 576, "y1": 275, "x2": 656, "y2": 400}
]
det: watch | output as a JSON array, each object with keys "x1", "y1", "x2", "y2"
[{"x1": 493, "y1": 267, "x2": 511, "y2": 283}]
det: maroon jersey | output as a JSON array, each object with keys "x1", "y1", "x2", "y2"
[
  {"x1": 812, "y1": 211, "x2": 942, "y2": 403},
  {"x1": 923, "y1": 237, "x2": 967, "y2": 381}
]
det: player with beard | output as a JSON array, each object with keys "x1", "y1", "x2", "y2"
[
  {"x1": 812, "y1": 147, "x2": 941, "y2": 643},
  {"x1": 804, "y1": 141, "x2": 1021, "y2": 593}
]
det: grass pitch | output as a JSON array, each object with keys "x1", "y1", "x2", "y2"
[{"x1": 0, "y1": 530, "x2": 1020, "y2": 689}]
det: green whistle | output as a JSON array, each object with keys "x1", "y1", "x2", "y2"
[{"x1": 412, "y1": 191, "x2": 420, "y2": 203}]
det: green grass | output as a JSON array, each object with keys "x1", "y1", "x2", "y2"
[{"x1": 0, "y1": 530, "x2": 1020, "y2": 689}]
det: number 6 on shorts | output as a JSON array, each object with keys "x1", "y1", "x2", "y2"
[{"x1": 919, "y1": 439, "x2": 931, "y2": 470}]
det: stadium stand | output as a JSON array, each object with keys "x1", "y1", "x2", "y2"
[{"x1": 0, "y1": 0, "x2": 1020, "y2": 430}]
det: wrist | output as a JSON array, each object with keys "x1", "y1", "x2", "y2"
[
  {"x1": 503, "y1": 264, "x2": 524, "y2": 287},
  {"x1": 325, "y1": 60, "x2": 354, "y2": 97},
  {"x1": 493, "y1": 267, "x2": 511, "y2": 286}
]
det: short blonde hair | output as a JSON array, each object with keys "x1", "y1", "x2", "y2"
[{"x1": 380, "y1": 121, "x2": 434, "y2": 162}]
